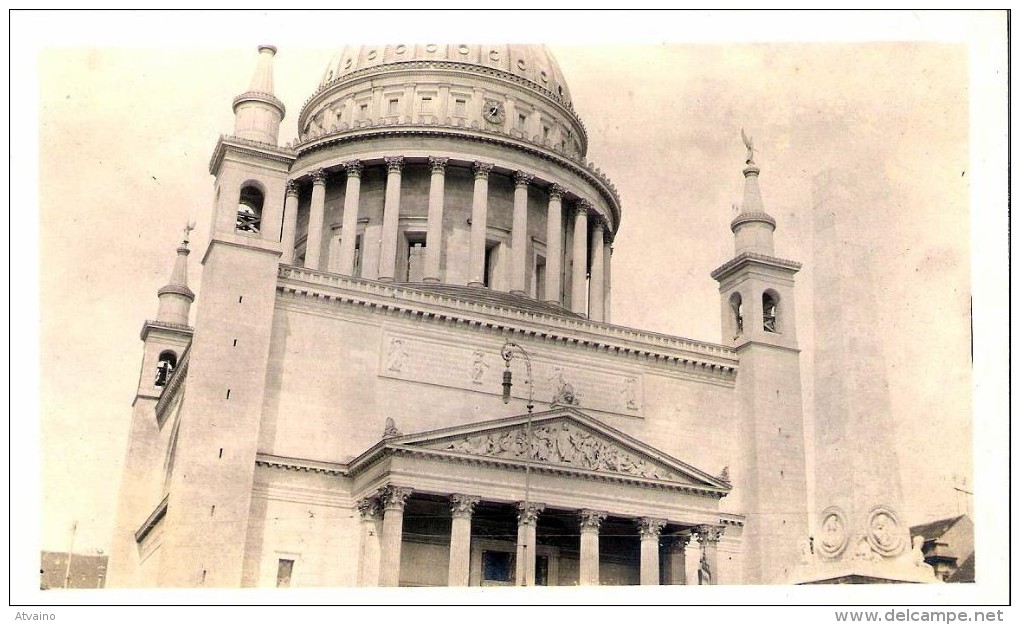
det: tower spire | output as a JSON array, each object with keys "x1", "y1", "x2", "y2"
[
  {"x1": 730, "y1": 130, "x2": 776, "y2": 255},
  {"x1": 155, "y1": 224, "x2": 195, "y2": 326},
  {"x1": 232, "y1": 45, "x2": 286, "y2": 145}
]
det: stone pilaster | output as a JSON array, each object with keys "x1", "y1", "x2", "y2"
[
  {"x1": 377, "y1": 485, "x2": 412, "y2": 587},
  {"x1": 468, "y1": 162, "x2": 494, "y2": 287},
  {"x1": 515, "y1": 502, "x2": 544, "y2": 586},
  {"x1": 280, "y1": 181, "x2": 299, "y2": 265},
  {"x1": 695, "y1": 524, "x2": 724, "y2": 585},
  {"x1": 544, "y1": 184, "x2": 564, "y2": 305},
  {"x1": 510, "y1": 171, "x2": 533, "y2": 295},
  {"x1": 378, "y1": 156, "x2": 404, "y2": 282},
  {"x1": 337, "y1": 160, "x2": 363, "y2": 276},
  {"x1": 578, "y1": 509, "x2": 607, "y2": 586},
  {"x1": 305, "y1": 169, "x2": 327, "y2": 270},
  {"x1": 570, "y1": 201, "x2": 590, "y2": 316},
  {"x1": 637, "y1": 517, "x2": 666, "y2": 585},
  {"x1": 423, "y1": 157, "x2": 448, "y2": 283},
  {"x1": 355, "y1": 497, "x2": 382, "y2": 586},
  {"x1": 589, "y1": 217, "x2": 606, "y2": 321},
  {"x1": 447, "y1": 494, "x2": 480, "y2": 587}
]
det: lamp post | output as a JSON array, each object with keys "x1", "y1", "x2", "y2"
[{"x1": 500, "y1": 340, "x2": 535, "y2": 585}]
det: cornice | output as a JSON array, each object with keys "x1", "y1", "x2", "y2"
[
  {"x1": 208, "y1": 134, "x2": 297, "y2": 175},
  {"x1": 255, "y1": 453, "x2": 348, "y2": 476},
  {"x1": 710, "y1": 251, "x2": 803, "y2": 282},
  {"x1": 730, "y1": 211, "x2": 776, "y2": 232},
  {"x1": 232, "y1": 90, "x2": 287, "y2": 117},
  {"x1": 139, "y1": 319, "x2": 194, "y2": 342},
  {"x1": 277, "y1": 266, "x2": 739, "y2": 380}
]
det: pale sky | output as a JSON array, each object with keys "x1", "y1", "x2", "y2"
[{"x1": 12, "y1": 11, "x2": 1008, "y2": 600}]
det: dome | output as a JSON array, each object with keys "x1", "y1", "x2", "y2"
[{"x1": 318, "y1": 44, "x2": 572, "y2": 103}]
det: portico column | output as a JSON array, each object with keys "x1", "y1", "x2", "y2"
[
  {"x1": 510, "y1": 171, "x2": 532, "y2": 295},
  {"x1": 355, "y1": 497, "x2": 382, "y2": 586},
  {"x1": 281, "y1": 181, "x2": 299, "y2": 265},
  {"x1": 515, "y1": 502, "x2": 544, "y2": 586},
  {"x1": 637, "y1": 517, "x2": 666, "y2": 585},
  {"x1": 578, "y1": 509, "x2": 607, "y2": 586},
  {"x1": 305, "y1": 169, "x2": 327, "y2": 270},
  {"x1": 377, "y1": 485, "x2": 412, "y2": 587},
  {"x1": 447, "y1": 494, "x2": 480, "y2": 587},
  {"x1": 422, "y1": 157, "x2": 448, "y2": 283},
  {"x1": 588, "y1": 217, "x2": 606, "y2": 321},
  {"x1": 664, "y1": 533, "x2": 690, "y2": 585},
  {"x1": 570, "y1": 201, "x2": 590, "y2": 316},
  {"x1": 378, "y1": 156, "x2": 404, "y2": 282},
  {"x1": 468, "y1": 162, "x2": 494, "y2": 286},
  {"x1": 544, "y1": 184, "x2": 564, "y2": 305},
  {"x1": 695, "y1": 524, "x2": 724, "y2": 585},
  {"x1": 337, "y1": 160, "x2": 363, "y2": 276},
  {"x1": 603, "y1": 235, "x2": 613, "y2": 323}
]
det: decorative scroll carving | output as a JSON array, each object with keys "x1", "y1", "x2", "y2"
[
  {"x1": 516, "y1": 502, "x2": 544, "y2": 526},
  {"x1": 514, "y1": 171, "x2": 534, "y2": 187},
  {"x1": 694, "y1": 524, "x2": 724, "y2": 544},
  {"x1": 384, "y1": 156, "x2": 404, "y2": 173},
  {"x1": 473, "y1": 161, "x2": 494, "y2": 178},
  {"x1": 311, "y1": 169, "x2": 327, "y2": 185},
  {"x1": 578, "y1": 509, "x2": 607, "y2": 531},
  {"x1": 379, "y1": 486, "x2": 413, "y2": 511},
  {"x1": 548, "y1": 183, "x2": 564, "y2": 201},
  {"x1": 285, "y1": 180, "x2": 299, "y2": 197},
  {"x1": 866, "y1": 505, "x2": 905, "y2": 557},
  {"x1": 636, "y1": 517, "x2": 666, "y2": 539},
  {"x1": 356, "y1": 497, "x2": 381, "y2": 521},
  {"x1": 428, "y1": 156, "x2": 449, "y2": 174},
  {"x1": 450, "y1": 494, "x2": 480, "y2": 519},
  {"x1": 344, "y1": 160, "x2": 363, "y2": 177},
  {"x1": 440, "y1": 420, "x2": 673, "y2": 480},
  {"x1": 817, "y1": 507, "x2": 849, "y2": 558}
]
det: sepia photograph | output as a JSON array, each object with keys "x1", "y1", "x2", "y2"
[{"x1": 11, "y1": 8, "x2": 1009, "y2": 616}]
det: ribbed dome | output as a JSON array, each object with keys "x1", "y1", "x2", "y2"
[{"x1": 319, "y1": 44, "x2": 572, "y2": 102}]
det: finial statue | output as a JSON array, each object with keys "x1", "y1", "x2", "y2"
[
  {"x1": 182, "y1": 220, "x2": 196, "y2": 245},
  {"x1": 740, "y1": 128, "x2": 755, "y2": 165}
]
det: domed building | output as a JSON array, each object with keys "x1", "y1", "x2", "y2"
[{"x1": 108, "y1": 45, "x2": 808, "y2": 588}]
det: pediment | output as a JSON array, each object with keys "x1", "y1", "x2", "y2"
[{"x1": 390, "y1": 408, "x2": 729, "y2": 491}]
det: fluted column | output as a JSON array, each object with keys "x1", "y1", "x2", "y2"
[
  {"x1": 510, "y1": 171, "x2": 532, "y2": 295},
  {"x1": 515, "y1": 502, "x2": 544, "y2": 586},
  {"x1": 305, "y1": 169, "x2": 327, "y2": 270},
  {"x1": 356, "y1": 497, "x2": 382, "y2": 586},
  {"x1": 664, "y1": 533, "x2": 690, "y2": 585},
  {"x1": 468, "y1": 162, "x2": 493, "y2": 286},
  {"x1": 378, "y1": 157, "x2": 404, "y2": 282},
  {"x1": 337, "y1": 160, "x2": 363, "y2": 276},
  {"x1": 378, "y1": 486, "x2": 412, "y2": 587},
  {"x1": 604, "y1": 234, "x2": 613, "y2": 323},
  {"x1": 588, "y1": 217, "x2": 606, "y2": 321},
  {"x1": 578, "y1": 509, "x2": 607, "y2": 586},
  {"x1": 637, "y1": 517, "x2": 666, "y2": 585},
  {"x1": 544, "y1": 184, "x2": 564, "y2": 305},
  {"x1": 447, "y1": 494, "x2": 480, "y2": 587},
  {"x1": 280, "y1": 181, "x2": 299, "y2": 265},
  {"x1": 423, "y1": 157, "x2": 448, "y2": 283},
  {"x1": 570, "y1": 201, "x2": 590, "y2": 316},
  {"x1": 695, "y1": 524, "x2": 724, "y2": 585}
]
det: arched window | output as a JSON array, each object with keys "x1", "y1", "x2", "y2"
[
  {"x1": 730, "y1": 292, "x2": 744, "y2": 337},
  {"x1": 236, "y1": 185, "x2": 265, "y2": 235},
  {"x1": 763, "y1": 291, "x2": 779, "y2": 333},
  {"x1": 155, "y1": 350, "x2": 177, "y2": 387}
]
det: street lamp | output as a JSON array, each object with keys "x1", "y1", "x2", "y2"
[{"x1": 500, "y1": 339, "x2": 535, "y2": 585}]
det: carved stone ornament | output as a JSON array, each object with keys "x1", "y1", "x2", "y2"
[
  {"x1": 473, "y1": 161, "x2": 494, "y2": 178},
  {"x1": 517, "y1": 502, "x2": 545, "y2": 526},
  {"x1": 548, "y1": 183, "x2": 564, "y2": 201},
  {"x1": 694, "y1": 524, "x2": 724, "y2": 544},
  {"x1": 575, "y1": 200, "x2": 591, "y2": 217},
  {"x1": 311, "y1": 169, "x2": 327, "y2": 185},
  {"x1": 577, "y1": 509, "x2": 607, "y2": 531},
  {"x1": 383, "y1": 417, "x2": 401, "y2": 439},
  {"x1": 514, "y1": 171, "x2": 534, "y2": 187},
  {"x1": 620, "y1": 377, "x2": 639, "y2": 411},
  {"x1": 344, "y1": 160, "x2": 363, "y2": 177},
  {"x1": 285, "y1": 180, "x2": 299, "y2": 197},
  {"x1": 428, "y1": 156, "x2": 449, "y2": 174},
  {"x1": 384, "y1": 156, "x2": 405, "y2": 173},
  {"x1": 385, "y1": 338, "x2": 409, "y2": 373},
  {"x1": 549, "y1": 368, "x2": 581, "y2": 407},
  {"x1": 379, "y1": 486, "x2": 413, "y2": 511},
  {"x1": 817, "y1": 506, "x2": 849, "y2": 558},
  {"x1": 637, "y1": 517, "x2": 667, "y2": 539},
  {"x1": 355, "y1": 497, "x2": 381, "y2": 520},
  {"x1": 866, "y1": 505, "x2": 905, "y2": 557},
  {"x1": 450, "y1": 494, "x2": 480, "y2": 519},
  {"x1": 440, "y1": 420, "x2": 675, "y2": 481},
  {"x1": 470, "y1": 351, "x2": 489, "y2": 384},
  {"x1": 667, "y1": 533, "x2": 692, "y2": 551}
]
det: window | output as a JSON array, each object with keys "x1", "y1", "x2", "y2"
[
  {"x1": 155, "y1": 350, "x2": 177, "y2": 387},
  {"x1": 454, "y1": 98, "x2": 467, "y2": 116},
  {"x1": 517, "y1": 113, "x2": 527, "y2": 130},
  {"x1": 482, "y1": 551, "x2": 514, "y2": 584},
  {"x1": 353, "y1": 235, "x2": 363, "y2": 278},
  {"x1": 387, "y1": 98, "x2": 399, "y2": 116},
  {"x1": 730, "y1": 292, "x2": 744, "y2": 337},
  {"x1": 420, "y1": 97, "x2": 433, "y2": 114},
  {"x1": 484, "y1": 242, "x2": 498, "y2": 288},
  {"x1": 276, "y1": 559, "x2": 294, "y2": 587},
  {"x1": 403, "y1": 234, "x2": 427, "y2": 282},
  {"x1": 763, "y1": 291, "x2": 779, "y2": 333},
  {"x1": 358, "y1": 103, "x2": 368, "y2": 119},
  {"x1": 542, "y1": 125, "x2": 550, "y2": 140},
  {"x1": 534, "y1": 255, "x2": 547, "y2": 300},
  {"x1": 235, "y1": 185, "x2": 264, "y2": 235}
]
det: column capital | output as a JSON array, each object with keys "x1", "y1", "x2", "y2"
[
  {"x1": 591, "y1": 215, "x2": 606, "y2": 232},
  {"x1": 384, "y1": 156, "x2": 405, "y2": 173},
  {"x1": 473, "y1": 161, "x2": 494, "y2": 179},
  {"x1": 311, "y1": 168, "x2": 327, "y2": 185},
  {"x1": 578, "y1": 509, "x2": 608, "y2": 531},
  {"x1": 285, "y1": 180, "x2": 299, "y2": 197},
  {"x1": 428, "y1": 156, "x2": 449, "y2": 174},
  {"x1": 665, "y1": 532, "x2": 692, "y2": 552},
  {"x1": 548, "y1": 183, "x2": 565, "y2": 200},
  {"x1": 575, "y1": 200, "x2": 592, "y2": 217},
  {"x1": 514, "y1": 170, "x2": 534, "y2": 187},
  {"x1": 637, "y1": 517, "x2": 667, "y2": 539},
  {"x1": 355, "y1": 497, "x2": 381, "y2": 521},
  {"x1": 695, "y1": 524, "x2": 725, "y2": 544},
  {"x1": 379, "y1": 485, "x2": 413, "y2": 511},
  {"x1": 344, "y1": 160, "x2": 363, "y2": 177},
  {"x1": 450, "y1": 494, "x2": 481, "y2": 519},
  {"x1": 603, "y1": 230, "x2": 614, "y2": 246},
  {"x1": 516, "y1": 502, "x2": 545, "y2": 526}
]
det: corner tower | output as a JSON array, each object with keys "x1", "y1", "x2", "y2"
[{"x1": 710, "y1": 136, "x2": 808, "y2": 584}]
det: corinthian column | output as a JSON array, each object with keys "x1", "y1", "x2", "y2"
[
  {"x1": 604, "y1": 234, "x2": 613, "y2": 323},
  {"x1": 377, "y1": 485, "x2": 412, "y2": 587},
  {"x1": 423, "y1": 157, "x2": 448, "y2": 283},
  {"x1": 637, "y1": 517, "x2": 666, "y2": 585},
  {"x1": 447, "y1": 494, "x2": 480, "y2": 587},
  {"x1": 468, "y1": 162, "x2": 494, "y2": 286},
  {"x1": 515, "y1": 502, "x2": 544, "y2": 586},
  {"x1": 578, "y1": 509, "x2": 607, "y2": 586},
  {"x1": 378, "y1": 156, "x2": 404, "y2": 282},
  {"x1": 588, "y1": 217, "x2": 606, "y2": 321},
  {"x1": 570, "y1": 201, "x2": 590, "y2": 316},
  {"x1": 305, "y1": 169, "x2": 327, "y2": 270},
  {"x1": 664, "y1": 533, "x2": 690, "y2": 585},
  {"x1": 281, "y1": 181, "x2": 299, "y2": 265},
  {"x1": 355, "y1": 497, "x2": 382, "y2": 586},
  {"x1": 695, "y1": 524, "x2": 724, "y2": 585},
  {"x1": 544, "y1": 184, "x2": 564, "y2": 305},
  {"x1": 337, "y1": 160, "x2": 363, "y2": 276},
  {"x1": 510, "y1": 171, "x2": 532, "y2": 295}
]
